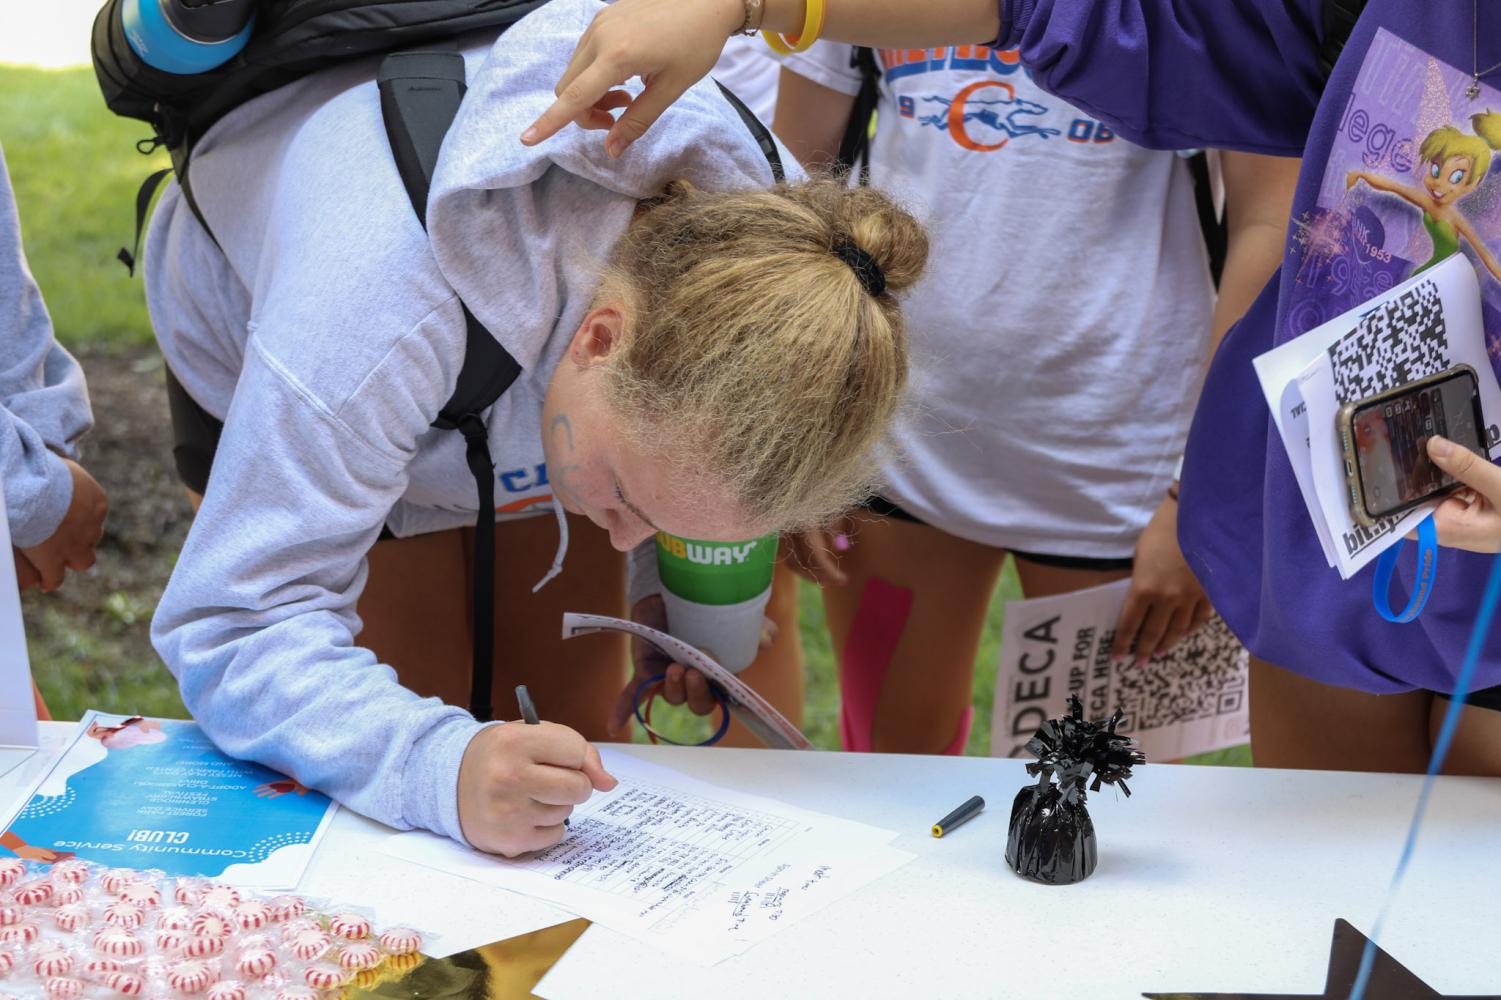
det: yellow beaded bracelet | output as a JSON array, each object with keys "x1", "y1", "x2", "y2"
[{"x1": 761, "y1": 0, "x2": 826, "y2": 55}]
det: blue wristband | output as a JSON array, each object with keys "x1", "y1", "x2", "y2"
[
  {"x1": 1372, "y1": 515, "x2": 1439, "y2": 623},
  {"x1": 632, "y1": 673, "x2": 732, "y2": 746}
]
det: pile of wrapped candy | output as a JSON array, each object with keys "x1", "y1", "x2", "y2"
[{"x1": 0, "y1": 857, "x2": 424, "y2": 998}]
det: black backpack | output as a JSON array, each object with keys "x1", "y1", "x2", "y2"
[{"x1": 91, "y1": 0, "x2": 781, "y2": 723}]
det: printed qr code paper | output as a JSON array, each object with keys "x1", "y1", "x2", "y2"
[{"x1": 989, "y1": 579, "x2": 1249, "y2": 763}]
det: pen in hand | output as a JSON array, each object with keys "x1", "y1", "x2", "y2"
[{"x1": 516, "y1": 685, "x2": 568, "y2": 827}]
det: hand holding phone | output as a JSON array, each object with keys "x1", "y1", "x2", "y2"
[
  {"x1": 1425, "y1": 434, "x2": 1501, "y2": 553},
  {"x1": 1338, "y1": 365, "x2": 1487, "y2": 526}
]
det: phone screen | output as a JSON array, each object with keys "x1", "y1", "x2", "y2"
[{"x1": 1352, "y1": 370, "x2": 1484, "y2": 519}]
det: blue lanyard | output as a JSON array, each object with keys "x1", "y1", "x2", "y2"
[{"x1": 1371, "y1": 514, "x2": 1439, "y2": 623}]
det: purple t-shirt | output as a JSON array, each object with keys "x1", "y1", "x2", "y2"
[{"x1": 1001, "y1": 0, "x2": 1501, "y2": 694}]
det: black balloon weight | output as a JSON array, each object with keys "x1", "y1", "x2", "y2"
[{"x1": 1005, "y1": 694, "x2": 1145, "y2": 885}]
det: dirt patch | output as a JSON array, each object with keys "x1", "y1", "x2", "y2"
[{"x1": 21, "y1": 345, "x2": 192, "y2": 719}]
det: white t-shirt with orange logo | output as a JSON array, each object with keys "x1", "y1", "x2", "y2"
[{"x1": 785, "y1": 43, "x2": 1217, "y2": 557}]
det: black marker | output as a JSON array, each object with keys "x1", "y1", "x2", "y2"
[
  {"x1": 931, "y1": 795, "x2": 985, "y2": 838},
  {"x1": 515, "y1": 685, "x2": 567, "y2": 827}
]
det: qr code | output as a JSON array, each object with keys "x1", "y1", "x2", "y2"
[
  {"x1": 1328, "y1": 278, "x2": 1448, "y2": 402},
  {"x1": 1114, "y1": 615, "x2": 1248, "y2": 733}
]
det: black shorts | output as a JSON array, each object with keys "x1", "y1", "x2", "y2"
[
  {"x1": 1435, "y1": 685, "x2": 1501, "y2": 712},
  {"x1": 858, "y1": 495, "x2": 1135, "y2": 572}
]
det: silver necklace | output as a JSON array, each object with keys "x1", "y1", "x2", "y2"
[{"x1": 1471, "y1": 0, "x2": 1501, "y2": 98}]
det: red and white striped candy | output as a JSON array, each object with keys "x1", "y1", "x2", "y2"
[
  {"x1": 99, "y1": 870, "x2": 135, "y2": 896},
  {"x1": 338, "y1": 942, "x2": 381, "y2": 972},
  {"x1": 13, "y1": 879, "x2": 53, "y2": 905},
  {"x1": 266, "y1": 896, "x2": 304, "y2": 922},
  {"x1": 43, "y1": 976, "x2": 84, "y2": 999},
  {"x1": 166, "y1": 959, "x2": 217, "y2": 994},
  {"x1": 100, "y1": 971, "x2": 143, "y2": 996},
  {"x1": 289, "y1": 930, "x2": 329, "y2": 962},
  {"x1": 192, "y1": 910, "x2": 235, "y2": 940},
  {"x1": 53, "y1": 905, "x2": 90, "y2": 933},
  {"x1": 104, "y1": 901, "x2": 143, "y2": 929},
  {"x1": 50, "y1": 859, "x2": 89, "y2": 884},
  {"x1": 273, "y1": 988, "x2": 318, "y2": 1000},
  {"x1": 119, "y1": 883, "x2": 160, "y2": 908},
  {"x1": 0, "y1": 907, "x2": 19, "y2": 927},
  {"x1": 234, "y1": 947, "x2": 276, "y2": 978},
  {"x1": 0, "y1": 861, "x2": 23, "y2": 889},
  {"x1": 173, "y1": 881, "x2": 203, "y2": 907},
  {"x1": 156, "y1": 908, "x2": 192, "y2": 931},
  {"x1": 83, "y1": 956, "x2": 121, "y2": 978},
  {"x1": 303, "y1": 965, "x2": 346, "y2": 990},
  {"x1": 0, "y1": 949, "x2": 13, "y2": 976},
  {"x1": 378, "y1": 928, "x2": 422, "y2": 956},
  {"x1": 155, "y1": 928, "x2": 187, "y2": 952},
  {"x1": 327, "y1": 913, "x2": 371, "y2": 941},
  {"x1": 278, "y1": 918, "x2": 317, "y2": 944},
  {"x1": 0, "y1": 923, "x2": 37, "y2": 945},
  {"x1": 51, "y1": 884, "x2": 84, "y2": 907},
  {"x1": 199, "y1": 886, "x2": 239, "y2": 910},
  {"x1": 206, "y1": 981, "x2": 246, "y2": 1000},
  {"x1": 182, "y1": 934, "x2": 226, "y2": 959},
  {"x1": 34, "y1": 949, "x2": 74, "y2": 977},
  {"x1": 92, "y1": 928, "x2": 143, "y2": 957},
  {"x1": 233, "y1": 901, "x2": 267, "y2": 930}
]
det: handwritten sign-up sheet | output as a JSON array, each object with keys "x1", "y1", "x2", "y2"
[{"x1": 380, "y1": 752, "x2": 912, "y2": 964}]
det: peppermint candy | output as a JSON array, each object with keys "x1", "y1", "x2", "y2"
[
  {"x1": 92, "y1": 928, "x2": 144, "y2": 958},
  {"x1": 0, "y1": 861, "x2": 23, "y2": 889},
  {"x1": 166, "y1": 959, "x2": 217, "y2": 993},
  {"x1": 0, "y1": 949, "x2": 13, "y2": 976},
  {"x1": 33, "y1": 948, "x2": 74, "y2": 977},
  {"x1": 100, "y1": 971, "x2": 144, "y2": 996},
  {"x1": 0, "y1": 907, "x2": 20, "y2": 927},
  {"x1": 119, "y1": 882, "x2": 161, "y2": 908},
  {"x1": 104, "y1": 901, "x2": 144, "y2": 929},
  {"x1": 289, "y1": 929, "x2": 329, "y2": 962},
  {"x1": 233, "y1": 901, "x2": 268, "y2": 930},
  {"x1": 273, "y1": 988, "x2": 319, "y2": 1000},
  {"x1": 43, "y1": 976, "x2": 85, "y2": 999},
  {"x1": 379, "y1": 927, "x2": 423, "y2": 956},
  {"x1": 154, "y1": 928, "x2": 187, "y2": 952},
  {"x1": 303, "y1": 964, "x2": 347, "y2": 990},
  {"x1": 234, "y1": 947, "x2": 276, "y2": 978},
  {"x1": 338, "y1": 942, "x2": 382, "y2": 971},
  {"x1": 51, "y1": 859, "x2": 90, "y2": 885},
  {"x1": 181, "y1": 934, "x2": 227, "y2": 958},
  {"x1": 13, "y1": 879, "x2": 53, "y2": 906},
  {"x1": 0, "y1": 923, "x2": 37, "y2": 945},
  {"x1": 327, "y1": 912, "x2": 372, "y2": 940},
  {"x1": 156, "y1": 908, "x2": 193, "y2": 931},
  {"x1": 207, "y1": 982, "x2": 246, "y2": 1000},
  {"x1": 83, "y1": 956, "x2": 121, "y2": 977},
  {"x1": 191, "y1": 910, "x2": 235, "y2": 940},
  {"x1": 99, "y1": 870, "x2": 135, "y2": 896},
  {"x1": 199, "y1": 885, "x2": 240, "y2": 910},
  {"x1": 173, "y1": 881, "x2": 203, "y2": 907},
  {"x1": 51, "y1": 884, "x2": 84, "y2": 907},
  {"x1": 53, "y1": 905, "x2": 90, "y2": 933},
  {"x1": 266, "y1": 896, "x2": 305, "y2": 922}
]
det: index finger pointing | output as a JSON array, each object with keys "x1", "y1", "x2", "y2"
[{"x1": 523, "y1": 61, "x2": 631, "y2": 145}]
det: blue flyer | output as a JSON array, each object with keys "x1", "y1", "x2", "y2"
[{"x1": 0, "y1": 711, "x2": 337, "y2": 888}]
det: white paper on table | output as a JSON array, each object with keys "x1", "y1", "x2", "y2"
[
  {"x1": 0, "y1": 482, "x2": 38, "y2": 777},
  {"x1": 561, "y1": 612, "x2": 814, "y2": 750},
  {"x1": 379, "y1": 750, "x2": 912, "y2": 966},
  {"x1": 988, "y1": 580, "x2": 1249, "y2": 763}
]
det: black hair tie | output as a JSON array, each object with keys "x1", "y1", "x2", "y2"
[{"x1": 832, "y1": 240, "x2": 887, "y2": 297}]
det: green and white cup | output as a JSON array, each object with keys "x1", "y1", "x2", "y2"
[{"x1": 655, "y1": 531, "x2": 778, "y2": 673}]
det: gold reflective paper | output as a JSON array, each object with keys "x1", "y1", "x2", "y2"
[{"x1": 338, "y1": 919, "x2": 591, "y2": 999}]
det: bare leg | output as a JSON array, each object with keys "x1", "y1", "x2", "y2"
[
  {"x1": 1248, "y1": 656, "x2": 1432, "y2": 772},
  {"x1": 1429, "y1": 696, "x2": 1501, "y2": 776},
  {"x1": 821, "y1": 514, "x2": 1006, "y2": 754}
]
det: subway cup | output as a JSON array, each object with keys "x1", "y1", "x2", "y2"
[{"x1": 655, "y1": 532, "x2": 778, "y2": 673}]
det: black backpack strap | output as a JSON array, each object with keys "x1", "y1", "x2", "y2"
[
  {"x1": 836, "y1": 47, "x2": 880, "y2": 184},
  {"x1": 714, "y1": 81, "x2": 784, "y2": 183},
  {"x1": 117, "y1": 166, "x2": 173, "y2": 275},
  {"x1": 1318, "y1": 0, "x2": 1368, "y2": 81},
  {"x1": 1186, "y1": 152, "x2": 1227, "y2": 288},
  {"x1": 379, "y1": 47, "x2": 523, "y2": 724}
]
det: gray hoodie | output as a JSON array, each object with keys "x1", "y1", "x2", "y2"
[
  {"x1": 145, "y1": 0, "x2": 793, "y2": 845},
  {"x1": 0, "y1": 143, "x2": 92, "y2": 548}
]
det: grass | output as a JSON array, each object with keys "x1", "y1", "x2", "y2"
[
  {"x1": 0, "y1": 64, "x2": 166, "y2": 351},
  {"x1": 4, "y1": 63, "x2": 1250, "y2": 766}
]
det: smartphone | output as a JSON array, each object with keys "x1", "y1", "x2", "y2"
[{"x1": 1338, "y1": 364, "x2": 1487, "y2": 526}]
